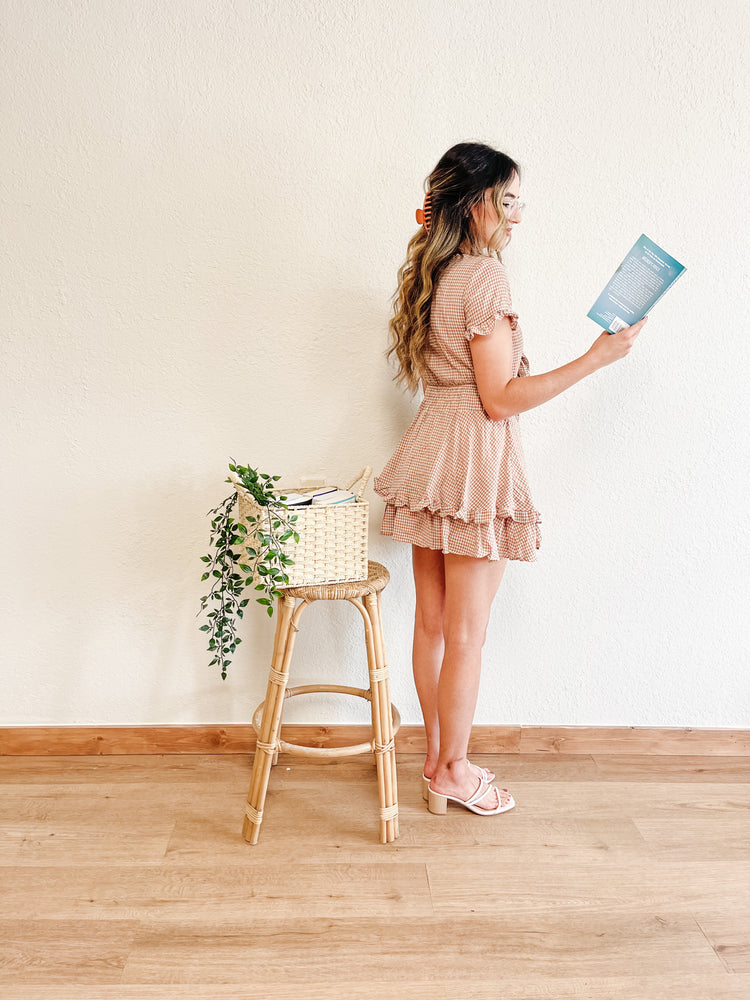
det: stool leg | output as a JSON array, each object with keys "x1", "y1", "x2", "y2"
[
  {"x1": 377, "y1": 590, "x2": 400, "y2": 841},
  {"x1": 362, "y1": 592, "x2": 399, "y2": 844},
  {"x1": 243, "y1": 594, "x2": 300, "y2": 844}
]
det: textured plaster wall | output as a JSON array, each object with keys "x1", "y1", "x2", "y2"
[{"x1": 2, "y1": 0, "x2": 748, "y2": 728}]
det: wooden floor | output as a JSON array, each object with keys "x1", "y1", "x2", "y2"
[{"x1": 1, "y1": 752, "x2": 749, "y2": 999}]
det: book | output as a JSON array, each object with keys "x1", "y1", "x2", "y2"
[
  {"x1": 271, "y1": 486, "x2": 350, "y2": 507},
  {"x1": 588, "y1": 234, "x2": 686, "y2": 333},
  {"x1": 311, "y1": 489, "x2": 356, "y2": 505},
  {"x1": 310, "y1": 487, "x2": 338, "y2": 501},
  {"x1": 271, "y1": 491, "x2": 312, "y2": 506}
]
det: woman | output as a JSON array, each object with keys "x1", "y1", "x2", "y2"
[{"x1": 374, "y1": 142, "x2": 645, "y2": 816}]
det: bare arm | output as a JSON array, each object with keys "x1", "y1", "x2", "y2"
[{"x1": 469, "y1": 315, "x2": 647, "y2": 421}]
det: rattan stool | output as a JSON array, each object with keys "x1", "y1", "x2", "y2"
[{"x1": 242, "y1": 561, "x2": 400, "y2": 845}]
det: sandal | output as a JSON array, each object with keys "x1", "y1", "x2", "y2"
[
  {"x1": 421, "y1": 760, "x2": 495, "y2": 801},
  {"x1": 427, "y1": 778, "x2": 515, "y2": 816}
]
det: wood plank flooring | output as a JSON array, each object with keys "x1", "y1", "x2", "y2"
[{"x1": 1, "y1": 752, "x2": 749, "y2": 998}]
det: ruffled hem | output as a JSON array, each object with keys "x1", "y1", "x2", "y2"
[
  {"x1": 373, "y1": 406, "x2": 538, "y2": 525},
  {"x1": 381, "y1": 503, "x2": 541, "y2": 563},
  {"x1": 375, "y1": 487, "x2": 540, "y2": 527},
  {"x1": 466, "y1": 308, "x2": 519, "y2": 341}
]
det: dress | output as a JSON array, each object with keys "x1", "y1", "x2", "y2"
[{"x1": 374, "y1": 253, "x2": 541, "y2": 562}]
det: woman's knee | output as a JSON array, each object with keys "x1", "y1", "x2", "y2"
[
  {"x1": 414, "y1": 601, "x2": 444, "y2": 643},
  {"x1": 443, "y1": 620, "x2": 489, "y2": 653},
  {"x1": 442, "y1": 600, "x2": 492, "y2": 650}
]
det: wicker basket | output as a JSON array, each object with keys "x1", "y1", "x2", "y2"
[{"x1": 230, "y1": 467, "x2": 371, "y2": 588}]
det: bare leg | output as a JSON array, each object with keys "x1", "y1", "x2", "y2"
[
  {"x1": 411, "y1": 545, "x2": 446, "y2": 781},
  {"x1": 430, "y1": 552, "x2": 510, "y2": 811}
]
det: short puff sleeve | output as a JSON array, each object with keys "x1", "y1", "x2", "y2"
[{"x1": 463, "y1": 257, "x2": 518, "y2": 341}]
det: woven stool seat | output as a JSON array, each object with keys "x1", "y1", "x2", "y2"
[
  {"x1": 242, "y1": 560, "x2": 400, "y2": 845},
  {"x1": 280, "y1": 560, "x2": 389, "y2": 601}
]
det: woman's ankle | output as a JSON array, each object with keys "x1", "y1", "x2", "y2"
[
  {"x1": 432, "y1": 756, "x2": 470, "y2": 785},
  {"x1": 422, "y1": 751, "x2": 440, "y2": 779}
]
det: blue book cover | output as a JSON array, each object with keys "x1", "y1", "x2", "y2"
[{"x1": 588, "y1": 234, "x2": 686, "y2": 333}]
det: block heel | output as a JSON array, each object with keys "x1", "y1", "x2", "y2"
[{"x1": 427, "y1": 787, "x2": 448, "y2": 814}]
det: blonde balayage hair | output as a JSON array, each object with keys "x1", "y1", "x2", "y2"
[{"x1": 387, "y1": 142, "x2": 520, "y2": 392}]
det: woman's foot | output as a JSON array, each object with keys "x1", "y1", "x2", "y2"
[
  {"x1": 421, "y1": 761, "x2": 497, "y2": 801},
  {"x1": 428, "y1": 759, "x2": 513, "y2": 813},
  {"x1": 423, "y1": 757, "x2": 495, "y2": 785}
]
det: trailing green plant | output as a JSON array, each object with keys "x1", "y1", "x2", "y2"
[{"x1": 197, "y1": 460, "x2": 299, "y2": 680}]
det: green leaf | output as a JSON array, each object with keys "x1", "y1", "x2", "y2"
[{"x1": 199, "y1": 624, "x2": 210, "y2": 632}]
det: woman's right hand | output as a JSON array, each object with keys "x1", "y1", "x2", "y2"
[{"x1": 586, "y1": 316, "x2": 648, "y2": 370}]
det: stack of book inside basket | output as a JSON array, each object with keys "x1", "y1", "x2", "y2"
[{"x1": 274, "y1": 486, "x2": 356, "y2": 507}]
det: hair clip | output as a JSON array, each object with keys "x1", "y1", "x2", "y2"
[{"x1": 415, "y1": 191, "x2": 432, "y2": 232}]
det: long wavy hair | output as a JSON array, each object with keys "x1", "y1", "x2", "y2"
[{"x1": 387, "y1": 142, "x2": 520, "y2": 391}]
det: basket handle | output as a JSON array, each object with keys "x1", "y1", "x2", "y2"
[
  {"x1": 227, "y1": 472, "x2": 247, "y2": 495},
  {"x1": 226, "y1": 473, "x2": 260, "y2": 507},
  {"x1": 347, "y1": 466, "x2": 372, "y2": 501}
]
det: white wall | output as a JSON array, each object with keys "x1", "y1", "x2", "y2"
[{"x1": 2, "y1": 0, "x2": 748, "y2": 729}]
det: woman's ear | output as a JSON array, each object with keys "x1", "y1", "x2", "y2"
[{"x1": 467, "y1": 200, "x2": 485, "y2": 242}]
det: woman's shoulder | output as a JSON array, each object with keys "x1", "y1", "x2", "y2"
[
  {"x1": 447, "y1": 253, "x2": 509, "y2": 287},
  {"x1": 436, "y1": 255, "x2": 512, "y2": 317},
  {"x1": 459, "y1": 254, "x2": 511, "y2": 298},
  {"x1": 464, "y1": 252, "x2": 508, "y2": 276}
]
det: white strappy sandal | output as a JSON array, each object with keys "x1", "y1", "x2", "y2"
[
  {"x1": 422, "y1": 760, "x2": 495, "y2": 801},
  {"x1": 427, "y1": 778, "x2": 515, "y2": 816}
]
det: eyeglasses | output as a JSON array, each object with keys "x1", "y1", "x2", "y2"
[{"x1": 501, "y1": 197, "x2": 526, "y2": 219}]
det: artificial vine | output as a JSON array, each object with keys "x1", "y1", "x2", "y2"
[{"x1": 198, "y1": 460, "x2": 299, "y2": 679}]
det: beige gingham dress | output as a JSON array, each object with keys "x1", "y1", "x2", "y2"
[{"x1": 374, "y1": 253, "x2": 541, "y2": 562}]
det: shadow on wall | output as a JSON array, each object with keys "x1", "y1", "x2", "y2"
[
  {"x1": 20, "y1": 267, "x2": 419, "y2": 720},
  {"x1": 29, "y1": 470, "x2": 281, "y2": 716},
  {"x1": 31, "y1": 459, "x2": 413, "y2": 721}
]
